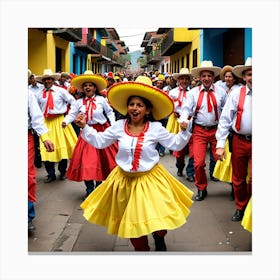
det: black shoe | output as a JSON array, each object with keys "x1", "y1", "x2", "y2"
[
  {"x1": 231, "y1": 209, "x2": 244, "y2": 221},
  {"x1": 59, "y1": 174, "x2": 66, "y2": 180},
  {"x1": 44, "y1": 175, "x2": 56, "y2": 183},
  {"x1": 210, "y1": 175, "x2": 219, "y2": 182},
  {"x1": 28, "y1": 221, "x2": 36, "y2": 231},
  {"x1": 177, "y1": 170, "x2": 183, "y2": 177},
  {"x1": 195, "y1": 189, "x2": 208, "y2": 201},
  {"x1": 186, "y1": 175, "x2": 195, "y2": 182},
  {"x1": 152, "y1": 233, "x2": 167, "y2": 251}
]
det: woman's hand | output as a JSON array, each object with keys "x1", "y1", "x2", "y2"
[{"x1": 74, "y1": 113, "x2": 86, "y2": 128}]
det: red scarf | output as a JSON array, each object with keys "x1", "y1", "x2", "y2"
[
  {"x1": 42, "y1": 89, "x2": 54, "y2": 117},
  {"x1": 194, "y1": 86, "x2": 218, "y2": 121},
  {"x1": 83, "y1": 96, "x2": 96, "y2": 122},
  {"x1": 177, "y1": 87, "x2": 187, "y2": 107}
]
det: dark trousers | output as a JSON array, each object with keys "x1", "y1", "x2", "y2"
[
  {"x1": 44, "y1": 159, "x2": 67, "y2": 177},
  {"x1": 130, "y1": 230, "x2": 167, "y2": 251}
]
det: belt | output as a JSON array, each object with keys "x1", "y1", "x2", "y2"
[
  {"x1": 45, "y1": 113, "x2": 63, "y2": 119},
  {"x1": 195, "y1": 123, "x2": 217, "y2": 130},
  {"x1": 233, "y1": 132, "x2": 252, "y2": 141}
]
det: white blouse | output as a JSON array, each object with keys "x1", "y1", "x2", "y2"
[
  {"x1": 63, "y1": 95, "x2": 116, "y2": 126},
  {"x1": 82, "y1": 119, "x2": 192, "y2": 172}
]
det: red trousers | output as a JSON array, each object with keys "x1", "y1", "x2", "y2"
[
  {"x1": 192, "y1": 125, "x2": 218, "y2": 190},
  {"x1": 231, "y1": 134, "x2": 252, "y2": 210},
  {"x1": 130, "y1": 230, "x2": 167, "y2": 251},
  {"x1": 28, "y1": 131, "x2": 37, "y2": 202}
]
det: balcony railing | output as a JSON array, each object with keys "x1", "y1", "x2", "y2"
[
  {"x1": 52, "y1": 28, "x2": 82, "y2": 42},
  {"x1": 147, "y1": 49, "x2": 161, "y2": 65},
  {"x1": 160, "y1": 29, "x2": 190, "y2": 56}
]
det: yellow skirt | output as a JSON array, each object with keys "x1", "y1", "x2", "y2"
[
  {"x1": 241, "y1": 197, "x2": 252, "y2": 233},
  {"x1": 81, "y1": 163, "x2": 194, "y2": 238},
  {"x1": 213, "y1": 140, "x2": 251, "y2": 183},
  {"x1": 166, "y1": 113, "x2": 180, "y2": 134},
  {"x1": 213, "y1": 140, "x2": 232, "y2": 183},
  {"x1": 40, "y1": 115, "x2": 78, "y2": 162}
]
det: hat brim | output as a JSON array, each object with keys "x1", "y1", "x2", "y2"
[
  {"x1": 232, "y1": 65, "x2": 252, "y2": 78},
  {"x1": 191, "y1": 66, "x2": 221, "y2": 78},
  {"x1": 107, "y1": 82, "x2": 174, "y2": 120},
  {"x1": 71, "y1": 74, "x2": 107, "y2": 92},
  {"x1": 36, "y1": 74, "x2": 60, "y2": 83},
  {"x1": 172, "y1": 73, "x2": 192, "y2": 80}
]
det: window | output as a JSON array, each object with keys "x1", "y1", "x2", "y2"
[{"x1": 193, "y1": 49, "x2": 197, "y2": 68}]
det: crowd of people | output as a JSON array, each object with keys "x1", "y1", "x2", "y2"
[{"x1": 27, "y1": 58, "x2": 252, "y2": 251}]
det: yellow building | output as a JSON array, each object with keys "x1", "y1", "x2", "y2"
[{"x1": 28, "y1": 28, "x2": 73, "y2": 75}]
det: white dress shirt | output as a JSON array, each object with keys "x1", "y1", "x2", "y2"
[
  {"x1": 216, "y1": 85, "x2": 252, "y2": 148},
  {"x1": 179, "y1": 84, "x2": 228, "y2": 126},
  {"x1": 28, "y1": 90, "x2": 48, "y2": 136},
  {"x1": 35, "y1": 85, "x2": 76, "y2": 115}
]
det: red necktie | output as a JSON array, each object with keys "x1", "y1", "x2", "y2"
[
  {"x1": 235, "y1": 86, "x2": 246, "y2": 131},
  {"x1": 42, "y1": 89, "x2": 54, "y2": 117},
  {"x1": 206, "y1": 91, "x2": 212, "y2": 112},
  {"x1": 177, "y1": 87, "x2": 187, "y2": 107}
]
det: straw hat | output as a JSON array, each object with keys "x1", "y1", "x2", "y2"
[
  {"x1": 107, "y1": 75, "x2": 174, "y2": 120},
  {"x1": 60, "y1": 72, "x2": 71, "y2": 79},
  {"x1": 232, "y1": 57, "x2": 252, "y2": 78},
  {"x1": 220, "y1": 65, "x2": 233, "y2": 80},
  {"x1": 71, "y1": 71, "x2": 107, "y2": 92},
  {"x1": 172, "y1": 68, "x2": 192, "y2": 80},
  {"x1": 36, "y1": 69, "x2": 60, "y2": 83},
  {"x1": 156, "y1": 74, "x2": 165, "y2": 81},
  {"x1": 191, "y1": 61, "x2": 221, "y2": 78}
]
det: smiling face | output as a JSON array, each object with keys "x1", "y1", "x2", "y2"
[
  {"x1": 127, "y1": 96, "x2": 152, "y2": 124},
  {"x1": 82, "y1": 82, "x2": 96, "y2": 97},
  {"x1": 199, "y1": 70, "x2": 215, "y2": 89},
  {"x1": 178, "y1": 75, "x2": 190, "y2": 90},
  {"x1": 224, "y1": 71, "x2": 236, "y2": 88},
  {"x1": 42, "y1": 77, "x2": 55, "y2": 89},
  {"x1": 242, "y1": 69, "x2": 252, "y2": 90}
]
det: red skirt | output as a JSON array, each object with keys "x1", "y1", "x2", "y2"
[{"x1": 66, "y1": 122, "x2": 118, "y2": 182}]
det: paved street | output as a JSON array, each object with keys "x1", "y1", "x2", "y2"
[{"x1": 28, "y1": 151, "x2": 251, "y2": 253}]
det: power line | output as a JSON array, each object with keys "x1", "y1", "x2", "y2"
[{"x1": 119, "y1": 33, "x2": 144, "y2": 38}]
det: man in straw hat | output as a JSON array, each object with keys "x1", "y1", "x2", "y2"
[
  {"x1": 179, "y1": 61, "x2": 227, "y2": 201},
  {"x1": 167, "y1": 68, "x2": 195, "y2": 182},
  {"x1": 35, "y1": 69, "x2": 78, "y2": 183},
  {"x1": 215, "y1": 57, "x2": 252, "y2": 221},
  {"x1": 74, "y1": 75, "x2": 194, "y2": 251}
]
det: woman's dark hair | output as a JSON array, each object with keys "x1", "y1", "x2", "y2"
[{"x1": 124, "y1": 95, "x2": 155, "y2": 122}]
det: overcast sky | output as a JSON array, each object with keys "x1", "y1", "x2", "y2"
[{"x1": 117, "y1": 28, "x2": 158, "y2": 52}]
